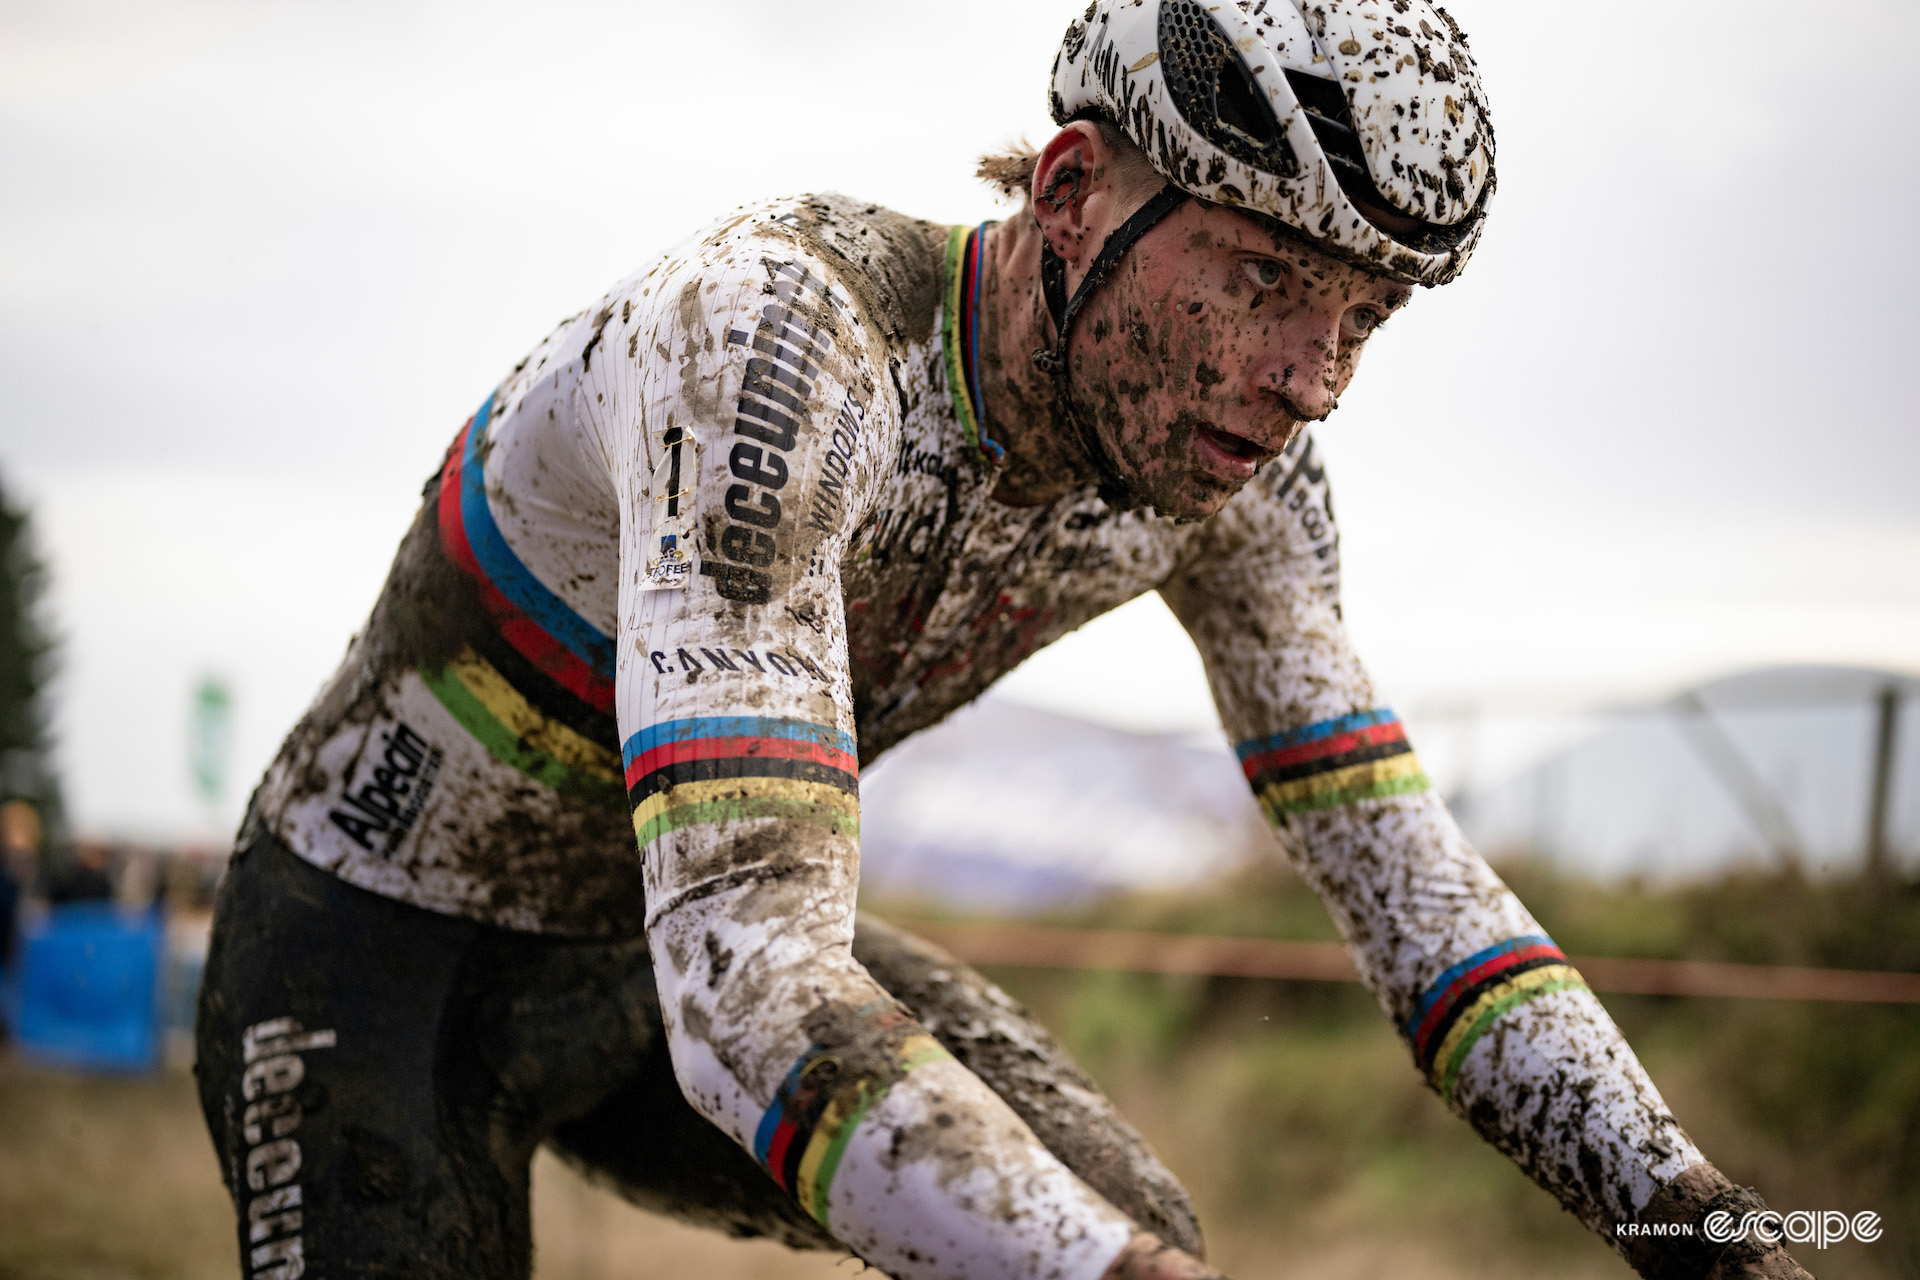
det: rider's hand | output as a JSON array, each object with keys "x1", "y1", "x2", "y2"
[
  {"x1": 1712, "y1": 1251, "x2": 1812, "y2": 1280},
  {"x1": 1625, "y1": 1164, "x2": 1814, "y2": 1280},
  {"x1": 1099, "y1": 1231, "x2": 1224, "y2": 1280},
  {"x1": 1710, "y1": 1247, "x2": 1814, "y2": 1279}
]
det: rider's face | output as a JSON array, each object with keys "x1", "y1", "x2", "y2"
[{"x1": 1068, "y1": 201, "x2": 1413, "y2": 519}]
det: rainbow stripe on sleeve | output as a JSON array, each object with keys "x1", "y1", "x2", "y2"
[
  {"x1": 1405, "y1": 935, "x2": 1590, "y2": 1101},
  {"x1": 1235, "y1": 709, "x2": 1431, "y2": 818},
  {"x1": 417, "y1": 646, "x2": 623, "y2": 802},
  {"x1": 751, "y1": 1004, "x2": 951, "y2": 1228},
  {"x1": 624, "y1": 716, "x2": 860, "y2": 848},
  {"x1": 437, "y1": 392, "x2": 617, "y2": 715}
]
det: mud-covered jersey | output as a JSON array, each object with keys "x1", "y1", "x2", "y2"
[{"x1": 245, "y1": 195, "x2": 1712, "y2": 1279}]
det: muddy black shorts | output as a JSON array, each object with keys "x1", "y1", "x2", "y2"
[{"x1": 194, "y1": 834, "x2": 1200, "y2": 1279}]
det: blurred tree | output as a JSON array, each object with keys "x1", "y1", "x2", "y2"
[{"x1": 0, "y1": 472, "x2": 63, "y2": 862}]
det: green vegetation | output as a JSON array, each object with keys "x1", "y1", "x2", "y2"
[
  {"x1": 0, "y1": 1056, "x2": 855, "y2": 1280},
  {"x1": 1, "y1": 857, "x2": 1913, "y2": 1279},
  {"x1": 938, "y1": 858, "x2": 1920, "y2": 1279}
]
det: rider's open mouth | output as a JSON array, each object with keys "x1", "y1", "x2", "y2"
[{"x1": 1196, "y1": 424, "x2": 1270, "y2": 461}]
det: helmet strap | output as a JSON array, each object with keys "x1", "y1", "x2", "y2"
[{"x1": 1032, "y1": 182, "x2": 1189, "y2": 509}]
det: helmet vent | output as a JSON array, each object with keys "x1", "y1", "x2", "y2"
[
  {"x1": 1157, "y1": 0, "x2": 1298, "y2": 181},
  {"x1": 1282, "y1": 68, "x2": 1474, "y2": 251},
  {"x1": 1214, "y1": 58, "x2": 1278, "y2": 148},
  {"x1": 1283, "y1": 70, "x2": 1370, "y2": 189}
]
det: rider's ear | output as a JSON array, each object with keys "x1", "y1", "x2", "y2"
[{"x1": 1031, "y1": 122, "x2": 1119, "y2": 266}]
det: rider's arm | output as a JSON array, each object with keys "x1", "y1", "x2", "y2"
[
  {"x1": 1159, "y1": 433, "x2": 1806, "y2": 1280},
  {"x1": 596, "y1": 235, "x2": 1168, "y2": 1280}
]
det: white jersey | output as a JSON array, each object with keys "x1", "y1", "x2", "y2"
[{"x1": 245, "y1": 194, "x2": 1708, "y2": 1279}]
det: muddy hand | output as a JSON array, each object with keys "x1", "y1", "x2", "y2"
[
  {"x1": 1709, "y1": 1248, "x2": 1815, "y2": 1279},
  {"x1": 1100, "y1": 1231, "x2": 1226, "y2": 1280}
]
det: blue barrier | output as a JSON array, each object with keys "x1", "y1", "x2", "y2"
[{"x1": 11, "y1": 903, "x2": 164, "y2": 1073}]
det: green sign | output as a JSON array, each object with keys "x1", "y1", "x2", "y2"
[{"x1": 191, "y1": 676, "x2": 232, "y2": 804}]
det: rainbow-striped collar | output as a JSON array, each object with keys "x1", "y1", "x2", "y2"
[{"x1": 940, "y1": 222, "x2": 1005, "y2": 466}]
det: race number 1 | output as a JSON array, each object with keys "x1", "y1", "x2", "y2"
[{"x1": 644, "y1": 429, "x2": 697, "y2": 591}]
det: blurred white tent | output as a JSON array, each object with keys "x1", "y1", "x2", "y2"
[
  {"x1": 860, "y1": 667, "x2": 1917, "y2": 911},
  {"x1": 859, "y1": 698, "x2": 1263, "y2": 911},
  {"x1": 1455, "y1": 666, "x2": 1919, "y2": 881}
]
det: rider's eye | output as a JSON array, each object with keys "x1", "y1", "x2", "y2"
[
  {"x1": 1242, "y1": 258, "x2": 1283, "y2": 290},
  {"x1": 1345, "y1": 307, "x2": 1385, "y2": 338}
]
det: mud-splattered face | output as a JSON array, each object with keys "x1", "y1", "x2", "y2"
[{"x1": 1069, "y1": 201, "x2": 1412, "y2": 519}]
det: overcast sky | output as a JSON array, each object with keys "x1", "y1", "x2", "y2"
[{"x1": 5, "y1": 0, "x2": 1918, "y2": 841}]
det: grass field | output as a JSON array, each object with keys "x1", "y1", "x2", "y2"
[
  {"x1": 1, "y1": 859, "x2": 1913, "y2": 1279},
  {"x1": 0, "y1": 1049, "x2": 1630, "y2": 1280},
  {"x1": 0, "y1": 1055, "x2": 856, "y2": 1280}
]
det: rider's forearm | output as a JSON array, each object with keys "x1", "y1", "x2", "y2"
[
  {"x1": 1164, "y1": 434, "x2": 1807, "y2": 1277},
  {"x1": 1246, "y1": 744, "x2": 1700, "y2": 1226},
  {"x1": 618, "y1": 239, "x2": 1159, "y2": 1280},
  {"x1": 1266, "y1": 773, "x2": 1804, "y2": 1276},
  {"x1": 645, "y1": 819, "x2": 1139, "y2": 1280}
]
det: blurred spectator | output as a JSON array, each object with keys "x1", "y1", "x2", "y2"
[
  {"x1": 118, "y1": 845, "x2": 160, "y2": 909},
  {"x1": 163, "y1": 847, "x2": 223, "y2": 913},
  {"x1": 46, "y1": 839, "x2": 114, "y2": 905},
  {"x1": 0, "y1": 850, "x2": 16, "y2": 970},
  {"x1": 0, "y1": 798, "x2": 42, "y2": 971}
]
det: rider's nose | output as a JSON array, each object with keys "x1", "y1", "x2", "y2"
[
  {"x1": 1259, "y1": 343, "x2": 1339, "y2": 422},
  {"x1": 1248, "y1": 301, "x2": 1344, "y2": 423},
  {"x1": 1278, "y1": 390, "x2": 1330, "y2": 423}
]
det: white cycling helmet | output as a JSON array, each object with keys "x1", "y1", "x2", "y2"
[
  {"x1": 1049, "y1": 0, "x2": 1494, "y2": 287},
  {"x1": 1029, "y1": 0, "x2": 1494, "y2": 507}
]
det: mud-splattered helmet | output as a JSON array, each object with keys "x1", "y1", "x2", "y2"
[{"x1": 1050, "y1": 0, "x2": 1495, "y2": 287}]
